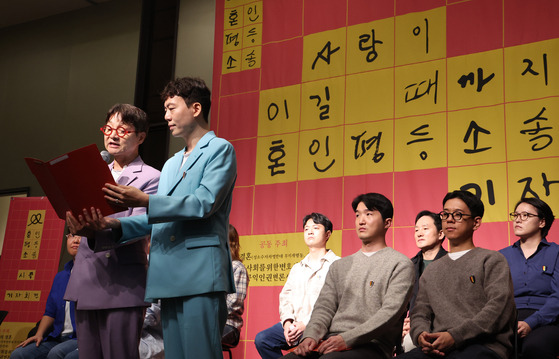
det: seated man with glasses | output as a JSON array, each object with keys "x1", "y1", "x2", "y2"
[{"x1": 397, "y1": 190, "x2": 516, "y2": 359}]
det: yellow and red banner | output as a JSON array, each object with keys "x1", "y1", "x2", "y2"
[
  {"x1": 211, "y1": 1, "x2": 559, "y2": 357},
  {"x1": 0, "y1": 198, "x2": 65, "y2": 358}
]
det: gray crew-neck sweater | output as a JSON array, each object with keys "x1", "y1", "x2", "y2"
[
  {"x1": 410, "y1": 247, "x2": 516, "y2": 359},
  {"x1": 302, "y1": 247, "x2": 414, "y2": 358}
]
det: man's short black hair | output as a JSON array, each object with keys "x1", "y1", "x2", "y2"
[
  {"x1": 442, "y1": 190, "x2": 485, "y2": 218},
  {"x1": 415, "y1": 210, "x2": 443, "y2": 232},
  {"x1": 515, "y1": 197, "x2": 555, "y2": 238},
  {"x1": 105, "y1": 103, "x2": 149, "y2": 133},
  {"x1": 302, "y1": 212, "x2": 333, "y2": 233},
  {"x1": 161, "y1": 77, "x2": 211, "y2": 122},
  {"x1": 351, "y1": 193, "x2": 393, "y2": 220}
]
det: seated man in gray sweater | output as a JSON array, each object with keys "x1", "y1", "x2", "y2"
[
  {"x1": 282, "y1": 193, "x2": 415, "y2": 359},
  {"x1": 398, "y1": 190, "x2": 516, "y2": 359}
]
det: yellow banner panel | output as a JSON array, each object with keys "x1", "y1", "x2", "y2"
[
  {"x1": 504, "y1": 38, "x2": 559, "y2": 102},
  {"x1": 506, "y1": 99, "x2": 559, "y2": 161},
  {"x1": 222, "y1": 50, "x2": 242, "y2": 74},
  {"x1": 20, "y1": 248, "x2": 39, "y2": 260},
  {"x1": 448, "y1": 163, "x2": 508, "y2": 223},
  {"x1": 344, "y1": 120, "x2": 394, "y2": 176},
  {"x1": 448, "y1": 105, "x2": 506, "y2": 166},
  {"x1": 507, "y1": 158, "x2": 559, "y2": 215},
  {"x1": 16, "y1": 270, "x2": 36, "y2": 281},
  {"x1": 224, "y1": 29, "x2": 242, "y2": 52},
  {"x1": 4, "y1": 291, "x2": 41, "y2": 302},
  {"x1": 447, "y1": 49, "x2": 504, "y2": 110},
  {"x1": 346, "y1": 17, "x2": 395, "y2": 75},
  {"x1": 258, "y1": 84, "x2": 301, "y2": 136},
  {"x1": 301, "y1": 77, "x2": 345, "y2": 130},
  {"x1": 224, "y1": 0, "x2": 253, "y2": 8},
  {"x1": 22, "y1": 210, "x2": 44, "y2": 260},
  {"x1": 395, "y1": 7, "x2": 446, "y2": 66},
  {"x1": 302, "y1": 28, "x2": 346, "y2": 82},
  {"x1": 394, "y1": 113, "x2": 447, "y2": 172},
  {"x1": 22, "y1": 239, "x2": 40, "y2": 251},
  {"x1": 224, "y1": 5, "x2": 244, "y2": 30},
  {"x1": 243, "y1": 23, "x2": 262, "y2": 48},
  {"x1": 239, "y1": 231, "x2": 342, "y2": 287},
  {"x1": 345, "y1": 69, "x2": 394, "y2": 125},
  {"x1": 0, "y1": 322, "x2": 36, "y2": 359},
  {"x1": 241, "y1": 46, "x2": 261, "y2": 71},
  {"x1": 243, "y1": 2, "x2": 262, "y2": 27},
  {"x1": 395, "y1": 59, "x2": 446, "y2": 118},
  {"x1": 255, "y1": 133, "x2": 299, "y2": 185},
  {"x1": 25, "y1": 210, "x2": 45, "y2": 235},
  {"x1": 298, "y1": 127, "x2": 344, "y2": 181}
]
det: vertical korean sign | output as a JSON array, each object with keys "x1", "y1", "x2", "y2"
[{"x1": 0, "y1": 198, "x2": 64, "y2": 358}]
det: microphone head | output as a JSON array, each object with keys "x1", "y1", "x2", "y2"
[{"x1": 100, "y1": 150, "x2": 112, "y2": 164}]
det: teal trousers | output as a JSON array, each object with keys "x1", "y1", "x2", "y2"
[{"x1": 161, "y1": 292, "x2": 227, "y2": 359}]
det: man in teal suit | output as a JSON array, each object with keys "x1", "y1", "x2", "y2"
[{"x1": 68, "y1": 77, "x2": 237, "y2": 359}]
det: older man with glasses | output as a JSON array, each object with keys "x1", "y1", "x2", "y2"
[{"x1": 64, "y1": 104, "x2": 160, "y2": 359}]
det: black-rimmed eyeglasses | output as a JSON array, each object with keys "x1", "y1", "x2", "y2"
[
  {"x1": 439, "y1": 211, "x2": 473, "y2": 222},
  {"x1": 509, "y1": 212, "x2": 539, "y2": 221}
]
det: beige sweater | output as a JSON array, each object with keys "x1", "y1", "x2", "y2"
[
  {"x1": 410, "y1": 248, "x2": 516, "y2": 359},
  {"x1": 302, "y1": 247, "x2": 415, "y2": 358}
]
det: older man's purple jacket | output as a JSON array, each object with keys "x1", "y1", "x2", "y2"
[{"x1": 64, "y1": 155, "x2": 160, "y2": 309}]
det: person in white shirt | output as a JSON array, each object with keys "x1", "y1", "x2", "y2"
[
  {"x1": 255, "y1": 213, "x2": 340, "y2": 359},
  {"x1": 139, "y1": 301, "x2": 164, "y2": 359}
]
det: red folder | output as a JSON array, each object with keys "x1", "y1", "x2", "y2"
[{"x1": 25, "y1": 144, "x2": 124, "y2": 220}]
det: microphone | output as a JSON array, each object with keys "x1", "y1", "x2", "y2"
[{"x1": 100, "y1": 150, "x2": 112, "y2": 164}]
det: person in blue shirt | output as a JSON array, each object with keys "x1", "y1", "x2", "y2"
[
  {"x1": 10, "y1": 233, "x2": 81, "y2": 359},
  {"x1": 500, "y1": 197, "x2": 559, "y2": 359}
]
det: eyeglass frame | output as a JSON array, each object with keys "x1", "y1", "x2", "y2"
[
  {"x1": 438, "y1": 211, "x2": 473, "y2": 222},
  {"x1": 100, "y1": 125, "x2": 136, "y2": 138},
  {"x1": 509, "y1": 212, "x2": 540, "y2": 221}
]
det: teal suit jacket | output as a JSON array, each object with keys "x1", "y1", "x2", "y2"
[{"x1": 118, "y1": 131, "x2": 237, "y2": 302}]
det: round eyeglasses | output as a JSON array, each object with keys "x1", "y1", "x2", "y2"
[
  {"x1": 509, "y1": 212, "x2": 539, "y2": 221},
  {"x1": 439, "y1": 211, "x2": 473, "y2": 222},
  {"x1": 100, "y1": 125, "x2": 136, "y2": 138}
]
